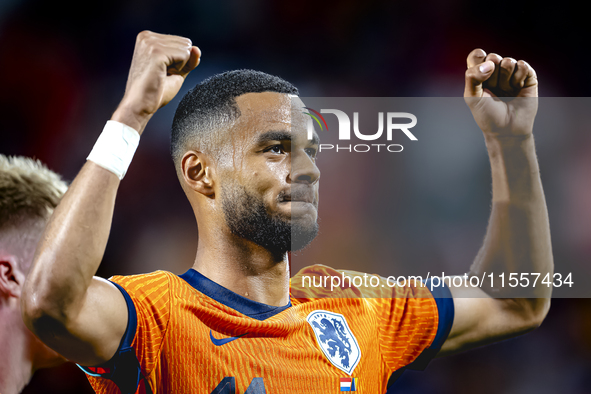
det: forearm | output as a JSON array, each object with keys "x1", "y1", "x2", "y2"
[
  {"x1": 470, "y1": 133, "x2": 553, "y2": 301},
  {"x1": 23, "y1": 162, "x2": 120, "y2": 322},
  {"x1": 20, "y1": 31, "x2": 199, "y2": 364},
  {"x1": 442, "y1": 50, "x2": 550, "y2": 355}
]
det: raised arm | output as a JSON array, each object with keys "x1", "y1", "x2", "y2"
[
  {"x1": 439, "y1": 49, "x2": 553, "y2": 356},
  {"x1": 21, "y1": 31, "x2": 200, "y2": 366}
]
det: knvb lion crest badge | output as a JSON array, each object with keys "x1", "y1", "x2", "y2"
[{"x1": 307, "y1": 310, "x2": 361, "y2": 375}]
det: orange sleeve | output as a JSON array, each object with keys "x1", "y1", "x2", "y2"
[
  {"x1": 82, "y1": 271, "x2": 172, "y2": 394},
  {"x1": 292, "y1": 265, "x2": 453, "y2": 373},
  {"x1": 110, "y1": 271, "x2": 172, "y2": 378},
  {"x1": 370, "y1": 281, "x2": 439, "y2": 372}
]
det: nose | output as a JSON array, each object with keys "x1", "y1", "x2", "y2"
[{"x1": 289, "y1": 149, "x2": 320, "y2": 185}]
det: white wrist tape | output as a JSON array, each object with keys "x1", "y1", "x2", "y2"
[{"x1": 87, "y1": 121, "x2": 140, "y2": 180}]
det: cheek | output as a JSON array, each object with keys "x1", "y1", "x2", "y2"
[
  {"x1": 240, "y1": 171, "x2": 274, "y2": 199},
  {"x1": 265, "y1": 159, "x2": 290, "y2": 181},
  {"x1": 235, "y1": 159, "x2": 289, "y2": 203},
  {"x1": 252, "y1": 161, "x2": 288, "y2": 186},
  {"x1": 256, "y1": 172, "x2": 285, "y2": 206}
]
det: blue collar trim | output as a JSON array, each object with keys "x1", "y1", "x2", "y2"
[{"x1": 179, "y1": 268, "x2": 291, "y2": 321}]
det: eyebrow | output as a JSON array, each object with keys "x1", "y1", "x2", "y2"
[
  {"x1": 257, "y1": 131, "x2": 320, "y2": 146},
  {"x1": 309, "y1": 133, "x2": 320, "y2": 146},
  {"x1": 258, "y1": 131, "x2": 292, "y2": 143}
]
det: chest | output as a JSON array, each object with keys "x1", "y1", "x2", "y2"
[{"x1": 157, "y1": 299, "x2": 388, "y2": 393}]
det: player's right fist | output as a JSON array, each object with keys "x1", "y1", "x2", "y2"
[{"x1": 112, "y1": 31, "x2": 201, "y2": 134}]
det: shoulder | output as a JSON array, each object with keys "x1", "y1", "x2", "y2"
[
  {"x1": 109, "y1": 270, "x2": 174, "y2": 286},
  {"x1": 291, "y1": 264, "x2": 432, "y2": 299},
  {"x1": 293, "y1": 264, "x2": 380, "y2": 279},
  {"x1": 108, "y1": 270, "x2": 176, "y2": 301},
  {"x1": 292, "y1": 264, "x2": 341, "y2": 278}
]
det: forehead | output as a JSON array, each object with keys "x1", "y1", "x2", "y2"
[{"x1": 232, "y1": 92, "x2": 308, "y2": 139}]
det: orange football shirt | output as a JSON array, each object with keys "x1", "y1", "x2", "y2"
[{"x1": 80, "y1": 265, "x2": 453, "y2": 393}]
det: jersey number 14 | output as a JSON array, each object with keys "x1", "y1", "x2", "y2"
[{"x1": 211, "y1": 377, "x2": 266, "y2": 394}]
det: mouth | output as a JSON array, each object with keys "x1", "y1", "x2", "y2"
[{"x1": 280, "y1": 190, "x2": 316, "y2": 205}]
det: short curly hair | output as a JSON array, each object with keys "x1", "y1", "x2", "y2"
[{"x1": 171, "y1": 69, "x2": 298, "y2": 170}]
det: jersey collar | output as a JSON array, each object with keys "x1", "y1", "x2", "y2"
[{"x1": 179, "y1": 268, "x2": 292, "y2": 321}]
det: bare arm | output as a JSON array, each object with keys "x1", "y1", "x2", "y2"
[
  {"x1": 439, "y1": 49, "x2": 553, "y2": 356},
  {"x1": 21, "y1": 31, "x2": 200, "y2": 366}
]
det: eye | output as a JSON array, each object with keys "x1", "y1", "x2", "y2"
[
  {"x1": 266, "y1": 145, "x2": 285, "y2": 154},
  {"x1": 305, "y1": 147, "x2": 318, "y2": 159}
]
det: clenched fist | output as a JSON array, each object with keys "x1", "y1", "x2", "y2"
[
  {"x1": 112, "y1": 31, "x2": 201, "y2": 134},
  {"x1": 464, "y1": 49, "x2": 538, "y2": 137}
]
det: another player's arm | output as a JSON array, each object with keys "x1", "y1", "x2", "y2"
[
  {"x1": 21, "y1": 31, "x2": 200, "y2": 366},
  {"x1": 438, "y1": 49, "x2": 553, "y2": 356}
]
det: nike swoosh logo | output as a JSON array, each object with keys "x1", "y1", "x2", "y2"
[{"x1": 210, "y1": 330, "x2": 248, "y2": 346}]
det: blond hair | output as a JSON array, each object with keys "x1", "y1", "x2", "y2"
[{"x1": 0, "y1": 155, "x2": 68, "y2": 229}]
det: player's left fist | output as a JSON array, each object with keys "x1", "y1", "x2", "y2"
[{"x1": 464, "y1": 49, "x2": 538, "y2": 137}]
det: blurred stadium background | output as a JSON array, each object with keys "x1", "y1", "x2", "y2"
[{"x1": 1, "y1": 0, "x2": 589, "y2": 393}]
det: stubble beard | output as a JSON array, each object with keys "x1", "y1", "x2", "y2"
[{"x1": 221, "y1": 181, "x2": 319, "y2": 256}]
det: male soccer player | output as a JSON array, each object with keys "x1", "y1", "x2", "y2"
[
  {"x1": 0, "y1": 155, "x2": 67, "y2": 394},
  {"x1": 22, "y1": 31, "x2": 553, "y2": 393}
]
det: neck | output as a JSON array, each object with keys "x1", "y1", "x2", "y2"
[
  {"x1": 192, "y1": 226, "x2": 290, "y2": 307},
  {"x1": 0, "y1": 305, "x2": 34, "y2": 394}
]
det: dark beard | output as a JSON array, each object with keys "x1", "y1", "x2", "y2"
[{"x1": 221, "y1": 182, "x2": 319, "y2": 255}]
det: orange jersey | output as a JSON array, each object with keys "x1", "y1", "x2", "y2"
[{"x1": 80, "y1": 265, "x2": 453, "y2": 393}]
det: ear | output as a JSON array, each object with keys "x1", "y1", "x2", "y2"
[
  {"x1": 181, "y1": 151, "x2": 215, "y2": 197},
  {"x1": 0, "y1": 257, "x2": 25, "y2": 298}
]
